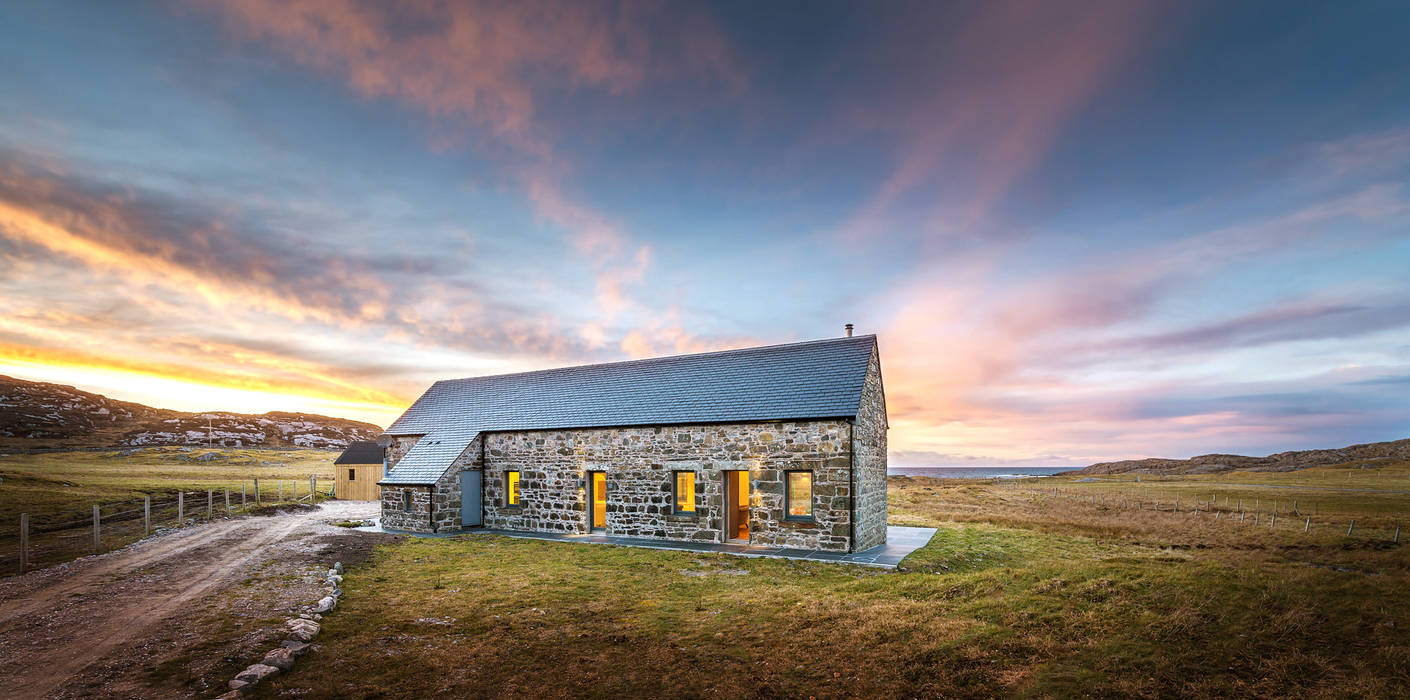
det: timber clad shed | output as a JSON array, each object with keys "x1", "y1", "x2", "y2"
[
  {"x1": 377, "y1": 334, "x2": 888, "y2": 553},
  {"x1": 334, "y1": 441, "x2": 384, "y2": 501}
]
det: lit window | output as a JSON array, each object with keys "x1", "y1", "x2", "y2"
[
  {"x1": 505, "y1": 470, "x2": 520, "y2": 506},
  {"x1": 786, "y1": 471, "x2": 812, "y2": 520},
  {"x1": 348, "y1": 468, "x2": 356, "y2": 481},
  {"x1": 674, "y1": 471, "x2": 696, "y2": 514}
]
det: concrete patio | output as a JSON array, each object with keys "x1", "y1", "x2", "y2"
[{"x1": 365, "y1": 523, "x2": 938, "y2": 569}]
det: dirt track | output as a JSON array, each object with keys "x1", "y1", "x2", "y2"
[{"x1": 0, "y1": 501, "x2": 384, "y2": 699}]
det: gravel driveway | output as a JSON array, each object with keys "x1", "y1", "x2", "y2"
[{"x1": 0, "y1": 501, "x2": 387, "y2": 699}]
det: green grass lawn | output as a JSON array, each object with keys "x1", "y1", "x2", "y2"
[{"x1": 258, "y1": 471, "x2": 1410, "y2": 698}]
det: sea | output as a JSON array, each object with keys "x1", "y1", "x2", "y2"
[{"x1": 888, "y1": 466, "x2": 1077, "y2": 480}]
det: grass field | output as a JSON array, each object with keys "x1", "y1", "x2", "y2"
[
  {"x1": 0, "y1": 447, "x2": 339, "y2": 572},
  {"x1": 254, "y1": 464, "x2": 1410, "y2": 698}
]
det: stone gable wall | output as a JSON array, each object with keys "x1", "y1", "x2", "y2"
[{"x1": 851, "y1": 346, "x2": 889, "y2": 551}]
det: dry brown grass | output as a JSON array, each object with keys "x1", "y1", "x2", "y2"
[{"x1": 254, "y1": 473, "x2": 1409, "y2": 698}]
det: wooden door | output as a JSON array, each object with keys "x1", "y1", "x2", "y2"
[{"x1": 725, "y1": 471, "x2": 749, "y2": 541}]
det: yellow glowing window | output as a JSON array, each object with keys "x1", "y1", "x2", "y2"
[
  {"x1": 505, "y1": 470, "x2": 520, "y2": 506},
  {"x1": 674, "y1": 471, "x2": 696, "y2": 513},
  {"x1": 786, "y1": 471, "x2": 812, "y2": 519}
]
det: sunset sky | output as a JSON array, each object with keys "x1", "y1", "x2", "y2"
[{"x1": 1, "y1": 1, "x2": 1408, "y2": 466}]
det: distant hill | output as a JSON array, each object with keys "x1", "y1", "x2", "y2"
[
  {"x1": 1081, "y1": 438, "x2": 1410, "y2": 475},
  {"x1": 0, "y1": 375, "x2": 382, "y2": 450}
]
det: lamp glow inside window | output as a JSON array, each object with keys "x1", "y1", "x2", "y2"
[
  {"x1": 505, "y1": 471, "x2": 520, "y2": 506},
  {"x1": 786, "y1": 471, "x2": 812, "y2": 519},
  {"x1": 674, "y1": 471, "x2": 696, "y2": 513}
]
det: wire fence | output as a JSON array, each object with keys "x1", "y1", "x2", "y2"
[{"x1": 3, "y1": 477, "x2": 334, "y2": 575}]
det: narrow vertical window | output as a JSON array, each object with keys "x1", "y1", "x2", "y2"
[
  {"x1": 402, "y1": 490, "x2": 411, "y2": 511},
  {"x1": 348, "y1": 468, "x2": 356, "y2": 481},
  {"x1": 505, "y1": 470, "x2": 520, "y2": 506},
  {"x1": 786, "y1": 471, "x2": 812, "y2": 520},
  {"x1": 674, "y1": 471, "x2": 696, "y2": 514}
]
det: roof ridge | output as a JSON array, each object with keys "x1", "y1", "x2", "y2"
[{"x1": 435, "y1": 334, "x2": 876, "y2": 385}]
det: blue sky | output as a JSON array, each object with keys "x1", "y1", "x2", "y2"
[{"x1": 0, "y1": 0, "x2": 1407, "y2": 465}]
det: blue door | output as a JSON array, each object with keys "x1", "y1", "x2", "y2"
[{"x1": 461, "y1": 470, "x2": 483, "y2": 527}]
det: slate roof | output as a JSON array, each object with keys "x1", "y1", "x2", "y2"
[
  {"x1": 334, "y1": 441, "x2": 384, "y2": 464},
  {"x1": 380, "y1": 335, "x2": 877, "y2": 485}
]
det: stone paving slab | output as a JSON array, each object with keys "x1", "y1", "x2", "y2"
[{"x1": 366, "y1": 522, "x2": 937, "y2": 569}]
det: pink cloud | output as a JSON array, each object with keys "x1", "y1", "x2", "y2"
[
  {"x1": 873, "y1": 183, "x2": 1410, "y2": 464},
  {"x1": 836, "y1": 0, "x2": 1168, "y2": 241},
  {"x1": 190, "y1": 0, "x2": 745, "y2": 335}
]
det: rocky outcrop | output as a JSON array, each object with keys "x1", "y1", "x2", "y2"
[
  {"x1": 0, "y1": 375, "x2": 380, "y2": 449},
  {"x1": 1081, "y1": 438, "x2": 1410, "y2": 475}
]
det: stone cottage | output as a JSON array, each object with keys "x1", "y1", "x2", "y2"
[{"x1": 377, "y1": 333, "x2": 887, "y2": 553}]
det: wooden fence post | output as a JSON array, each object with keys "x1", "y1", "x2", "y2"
[
  {"x1": 1270, "y1": 512, "x2": 1276, "y2": 528},
  {"x1": 241, "y1": 484, "x2": 246, "y2": 508},
  {"x1": 19, "y1": 513, "x2": 28, "y2": 573},
  {"x1": 278, "y1": 481, "x2": 283, "y2": 502},
  {"x1": 254, "y1": 478, "x2": 261, "y2": 506},
  {"x1": 1347, "y1": 520, "x2": 1355, "y2": 536},
  {"x1": 144, "y1": 496, "x2": 151, "y2": 536},
  {"x1": 207, "y1": 490, "x2": 213, "y2": 519},
  {"x1": 93, "y1": 504, "x2": 100, "y2": 553},
  {"x1": 1395, "y1": 525, "x2": 1401, "y2": 543},
  {"x1": 310, "y1": 475, "x2": 316, "y2": 504},
  {"x1": 178, "y1": 491, "x2": 184, "y2": 526},
  {"x1": 225, "y1": 489, "x2": 230, "y2": 512},
  {"x1": 1304, "y1": 517, "x2": 1310, "y2": 533}
]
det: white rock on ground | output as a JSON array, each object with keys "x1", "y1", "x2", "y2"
[
  {"x1": 262, "y1": 647, "x2": 296, "y2": 671},
  {"x1": 234, "y1": 663, "x2": 280, "y2": 684},
  {"x1": 281, "y1": 640, "x2": 311, "y2": 656},
  {"x1": 313, "y1": 596, "x2": 336, "y2": 613},
  {"x1": 288, "y1": 627, "x2": 318, "y2": 643},
  {"x1": 286, "y1": 617, "x2": 320, "y2": 630},
  {"x1": 333, "y1": 561, "x2": 344, "y2": 574}
]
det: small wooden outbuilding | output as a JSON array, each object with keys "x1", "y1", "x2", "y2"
[{"x1": 334, "y1": 441, "x2": 385, "y2": 501}]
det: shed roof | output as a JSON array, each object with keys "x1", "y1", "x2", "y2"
[
  {"x1": 334, "y1": 441, "x2": 383, "y2": 465},
  {"x1": 380, "y1": 335, "x2": 877, "y2": 485}
]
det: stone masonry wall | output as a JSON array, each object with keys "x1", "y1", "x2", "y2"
[
  {"x1": 377, "y1": 378, "x2": 890, "y2": 551},
  {"x1": 851, "y1": 345, "x2": 889, "y2": 551},
  {"x1": 481, "y1": 421, "x2": 856, "y2": 551}
]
